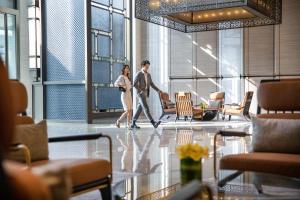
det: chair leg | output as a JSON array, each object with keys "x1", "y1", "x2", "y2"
[
  {"x1": 159, "y1": 113, "x2": 164, "y2": 120},
  {"x1": 222, "y1": 114, "x2": 225, "y2": 120},
  {"x1": 100, "y1": 181, "x2": 112, "y2": 200}
]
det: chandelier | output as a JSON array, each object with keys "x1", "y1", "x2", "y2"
[{"x1": 135, "y1": 0, "x2": 282, "y2": 32}]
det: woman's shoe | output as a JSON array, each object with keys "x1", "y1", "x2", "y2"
[{"x1": 116, "y1": 120, "x2": 120, "y2": 128}]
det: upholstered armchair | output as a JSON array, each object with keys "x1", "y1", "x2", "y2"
[
  {"x1": 175, "y1": 92, "x2": 202, "y2": 122},
  {"x1": 0, "y1": 59, "x2": 51, "y2": 200},
  {"x1": 208, "y1": 92, "x2": 225, "y2": 110},
  {"x1": 9, "y1": 80, "x2": 113, "y2": 199},
  {"x1": 222, "y1": 91, "x2": 253, "y2": 121},
  {"x1": 159, "y1": 92, "x2": 176, "y2": 120},
  {"x1": 214, "y1": 79, "x2": 300, "y2": 179}
]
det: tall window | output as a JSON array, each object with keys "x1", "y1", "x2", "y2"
[
  {"x1": 91, "y1": 0, "x2": 131, "y2": 112},
  {"x1": 0, "y1": 0, "x2": 18, "y2": 79},
  {"x1": 219, "y1": 29, "x2": 244, "y2": 104}
]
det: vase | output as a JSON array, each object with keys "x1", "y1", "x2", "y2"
[{"x1": 180, "y1": 157, "x2": 202, "y2": 185}]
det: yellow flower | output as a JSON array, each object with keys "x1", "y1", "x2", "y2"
[{"x1": 176, "y1": 143, "x2": 209, "y2": 161}]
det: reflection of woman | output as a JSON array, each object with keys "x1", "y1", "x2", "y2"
[
  {"x1": 114, "y1": 65, "x2": 132, "y2": 128},
  {"x1": 116, "y1": 133, "x2": 133, "y2": 172}
]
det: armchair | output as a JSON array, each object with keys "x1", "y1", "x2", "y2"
[
  {"x1": 215, "y1": 79, "x2": 300, "y2": 179},
  {"x1": 175, "y1": 92, "x2": 202, "y2": 122},
  {"x1": 208, "y1": 92, "x2": 225, "y2": 110},
  {"x1": 9, "y1": 80, "x2": 113, "y2": 199},
  {"x1": 222, "y1": 91, "x2": 253, "y2": 121},
  {"x1": 0, "y1": 59, "x2": 51, "y2": 200},
  {"x1": 159, "y1": 92, "x2": 176, "y2": 120}
]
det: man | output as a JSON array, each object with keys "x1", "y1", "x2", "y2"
[{"x1": 130, "y1": 60, "x2": 162, "y2": 129}]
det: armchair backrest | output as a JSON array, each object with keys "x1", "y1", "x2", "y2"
[
  {"x1": 209, "y1": 92, "x2": 225, "y2": 101},
  {"x1": 0, "y1": 59, "x2": 15, "y2": 153},
  {"x1": 241, "y1": 91, "x2": 253, "y2": 115},
  {"x1": 257, "y1": 79, "x2": 300, "y2": 119},
  {"x1": 10, "y1": 80, "x2": 34, "y2": 125},
  {"x1": 159, "y1": 92, "x2": 170, "y2": 109},
  {"x1": 175, "y1": 92, "x2": 193, "y2": 117},
  {"x1": 209, "y1": 92, "x2": 225, "y2": 109}
]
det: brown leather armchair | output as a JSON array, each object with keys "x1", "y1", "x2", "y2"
[
  {"x1": 9, "y1": 80, "x2": 113, "y2": 199},
  {"x1": 159, "y1": 92, "x2": 176, "y2": 120},
  {"x1": 214, "y1": 79, "x2": 300, "y2": 179},
  {"x1": 0, "y1": 59, "x2": 51, "y2": 200}
]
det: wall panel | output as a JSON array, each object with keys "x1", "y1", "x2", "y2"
[{"x1": 279, "y1": 0, "x2": 300, "y2": 74}]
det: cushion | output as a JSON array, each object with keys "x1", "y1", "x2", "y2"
[
  {"x1": 208, "y1": 100, "x2": 221, "y2": 109},
  {"x1": 252, "y1": 117, "x2": 300, "y2": 154},
  {"x1": 9, "y1": 120, "x2": 49, "y2": 162},
  {"x1": 16, "y1": 115, "x2": 34, "y2": 125},
  {"x1": 32, "y1": 159, "x2": 111, "y2": 187},
  {"x1": 220, "y1": 153, "x2": 300, "y2": 178}
]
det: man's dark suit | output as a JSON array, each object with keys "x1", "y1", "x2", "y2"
[{"x1": 132, "y1": 70, "x2": 160, "y2": 122}]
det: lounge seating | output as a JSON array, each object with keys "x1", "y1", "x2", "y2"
[
  {"x1": 222, "y1": 91, "x2": 253, "y2": 121},
  {"x1": 175, "y1": 92, "x2": 202, "y2": 122},
  {"x1": 159, "y1": 92, "x2": 176, "y2": 120},
  {"x1": 0, "y1": 59, "x2": 52, "y2": 200},
  {"x1": 9, "y1": 80, "x2": 113, "y2": 199},
  {"x1": 208, "y1": 92, "x2": 225, "y2": 111},
  {"x1": 214, "y1": 79, "x2": 300, "y2": 178}
]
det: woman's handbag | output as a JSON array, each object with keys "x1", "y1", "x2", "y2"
[{"x1": 119, "y1": 87, "x2": 126, "y2": 92}]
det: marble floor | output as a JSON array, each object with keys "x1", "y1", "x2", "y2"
[{"x1": 47, "y1": 119, "x2": 252, "y2": 199}]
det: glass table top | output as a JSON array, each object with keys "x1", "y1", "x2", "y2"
[{"x1": 112, "y1": 170, "x2": 300, "y2": 200}]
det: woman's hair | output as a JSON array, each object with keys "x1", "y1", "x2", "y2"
[{"x1": 121, "y1": 64, "x2": 130, "y2": 77}]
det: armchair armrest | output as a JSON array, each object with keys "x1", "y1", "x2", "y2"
[
  {"x1": 213, "y1": 130, "x2": 251, "y2": 179},
  {"x1": 48, "y1": 133, "x2": 105, "y2": 142},
  {"x1": 48, "y1": 133, "x2": 113, "y2": 182},
  {"x1": 11, "y1": 143, "x2": 32, "y2": 167}
]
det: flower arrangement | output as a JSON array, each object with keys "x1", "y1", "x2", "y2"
[
  {"x1": 176, "y1": 143, "x2": 209, "y2": 161},
  {"x1": 176, "y1": 143, "x2": 209, "y2": 184}
]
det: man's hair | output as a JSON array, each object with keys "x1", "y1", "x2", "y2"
[{"x1": 141, "y1": 60, "x2": 150, "y2": 66}]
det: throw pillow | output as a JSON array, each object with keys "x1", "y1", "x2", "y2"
[
  {"x1": 252, "y1": 117, "x2": 300, "y2": 154},
  {"x1": 9, "y1": 120, "x2": 49, "y2": 162}
]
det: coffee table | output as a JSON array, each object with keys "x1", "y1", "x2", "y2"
[{"x1": 112, "y1": 170, "x2": 300, "y2": 199}]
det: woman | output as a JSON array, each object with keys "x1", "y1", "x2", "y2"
[{"x1": 114, "y1": 65, "x2": 133, "y2": 128}]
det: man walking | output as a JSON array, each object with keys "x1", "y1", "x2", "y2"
[{"x1": 130, "y1": 60, "x2": 162, "y2": 129}]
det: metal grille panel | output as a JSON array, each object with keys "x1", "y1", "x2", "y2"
[
  {"x1": 45, "y1": 0, "x2": 86, "y2": 81},
  {"x1": 46, "y1": 85, "x2": 86, "y2": 120}
]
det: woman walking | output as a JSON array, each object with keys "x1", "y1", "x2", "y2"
[{"x1": 114, "y1": 65, "x2": 133, "y2": 128}]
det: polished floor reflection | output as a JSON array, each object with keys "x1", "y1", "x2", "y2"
[{"x1": 47, "y1": 120, "x2": 251, "y2": 199}]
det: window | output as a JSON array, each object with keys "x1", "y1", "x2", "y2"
[
  {"x1": 0, "y1": 3, "x2": 18, "y2": 79},
  {"x1": 219, "y1": 29, "x2": 244, "y2": 104}
]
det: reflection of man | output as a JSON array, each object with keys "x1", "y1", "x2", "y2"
[
  {"x1": 130, "y1": 60, "x2": 162, "y2": 129},
  {"x1": 132, "y1": 130, "x2": 162, "y2": 174},
  {"x1": 116, "y1": 130, "x2": 162, "y2": 174}
]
